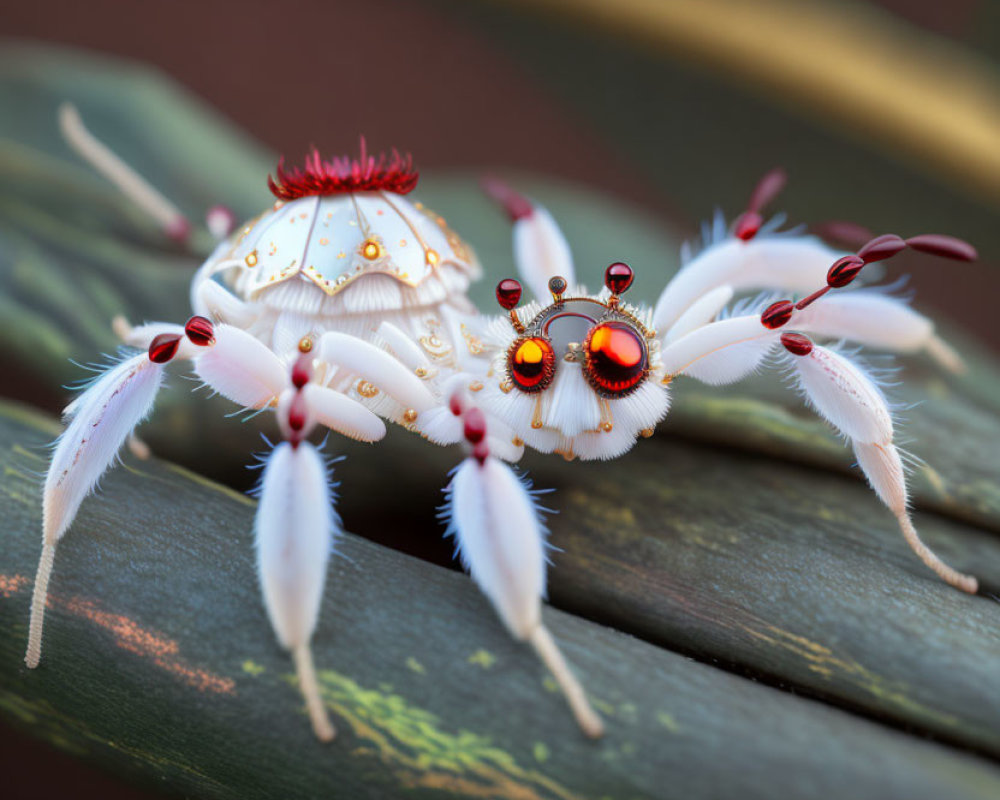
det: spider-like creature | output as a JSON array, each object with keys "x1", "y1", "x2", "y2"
[{"x1": 25, "y1": 105, "x2": 978, "y2": 742}]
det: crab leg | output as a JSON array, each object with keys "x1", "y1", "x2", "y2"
[
  {"x1": 660, "y1": 314, "x2": 779, "y2": 385},
  {"x1": 443, "y1": 395, "x2": 603, "y2": 738},
  {"x1": 654, "y1": 170, "x2": 843, "y2": 330},
  {"x1": 785, "y1": 337, "x2": 976, "y2": 593},
  {"x1": 193, "y1": 279, "x2": 258, "y2": 329},
  {"x1": 60, "y1": 103, "x2": 192, "y2": 242},
  {"x1": 482, "y1": 177, "x2": 575, "y2": 302},
  {"x1": 662, "y1": 316, "x2": 977, "y2": 591},
  {"x1": 255, "y1": 351, "x2": 392, "y2": 741},
  {"x1": 193, "y1": 323, "x2": 287, "y2": 409},
  {"x1": 27, "y1": 316, "x2": 300, "y2": 668},
  {"x1": 793, "y1": 291, "x2": 964, "y2": 373},
  {"x1": 27, "y1": 350, "x2": 167, "y2": 668},
  {"x1": 652, "y1": 234, "x2": 840, "y2": 331},
  {"x1": 318, "y1": 331, "x2": 436, "y2": 413},
  {"x1": 254, "y1": 434, "x2": 338, "y2": 742}
]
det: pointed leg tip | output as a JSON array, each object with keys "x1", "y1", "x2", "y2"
[
  {"x1": 313, "y1": 719, "x2": 336, "y2": 742},
  {"x1": 956, "y1": 575, "x2": 978, "y2": 595},
  {"x1": 581, "y1": 715, "x2": 605, "y2": 740},
  {"x1": 24, "y1": 652, "x2": 40, "y2": 669}
]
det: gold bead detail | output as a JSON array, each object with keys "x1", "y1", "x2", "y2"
[
  {"x1": 601, "y1": 422, "x2": 613, "y2": 432},
  {"x1": 245, "y1": 250, "x2": 258, "y2": 267},
  {"x1": 362, "y1": 239, "x2": 382, "y2": 260},
  {"x1": 512, "y1": 436, "x2": 523, "y2": 447},
  {"x1": 640, "y1": 427, "x2": 655, "y2": 438},
  {"x1": 403, "y1": 408, "x2": 418, "y2": 424},
  {"x1": 425, "y1": 249, "x2": 439, "y2": 266},
  {"x1": 298, "y1": 337, "x2": 313, "y2": 353}
]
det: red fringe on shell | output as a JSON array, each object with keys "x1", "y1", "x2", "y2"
[{"x1": 268, "y1": 139, "x2": 418, "y2": 200}]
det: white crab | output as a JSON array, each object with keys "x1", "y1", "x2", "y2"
[{"x1": 25, "y1": 105, "x2": 979, "y2": 743}]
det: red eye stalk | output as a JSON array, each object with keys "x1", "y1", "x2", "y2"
[
  {"x1": 604, "y1": 262, "x2": 634, "y2": 295},
  {"x1": 496, "y1": 279, "x2": 522, "y2": 310},
  {"x1": 497, "y1": 278, "x2": 526, "y2": 333}
]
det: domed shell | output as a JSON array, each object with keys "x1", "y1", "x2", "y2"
[{"x1": 220, "y1": 191, "x2": 478, "y2": 301}]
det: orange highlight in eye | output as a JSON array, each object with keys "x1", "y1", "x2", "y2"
[
  {"x1": 508, "y1": 337, "x2": 555, "y2": 392},
  {"x1": 585, "y1": 321, "x2": 648, "y2": 396},
  {"x1": 589, "y1": 325, "x2": 643, "y2": 367}
]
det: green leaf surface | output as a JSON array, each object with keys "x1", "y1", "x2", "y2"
[{"x1": 2, "y1": 400, "x2": 1000, "y2": 800}]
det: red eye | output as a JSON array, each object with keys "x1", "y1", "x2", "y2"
[
  {"x1": 584, "y1": 321, "x2": 648, "y2": 396},
  {"x1": 507, "y1": 337, "x2": 555, "y2": 392}
]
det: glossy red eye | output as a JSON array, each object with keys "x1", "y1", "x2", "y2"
[
  {"x1": 507, "y1": 337, "x2": 555, "y2": 392},
  {"x1": 584, "y1": 321, "x2": 648, "y2": 396}
]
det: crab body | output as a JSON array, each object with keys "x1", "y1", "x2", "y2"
[{"x1": 27, "y1": 113, "x2": 982, "y2": 745}]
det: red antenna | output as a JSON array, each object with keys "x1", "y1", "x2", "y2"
[
  {"x1": 733, "y1": 167, "x2": 787, "y2": 241},
  {"x1": 760, "y1": 231, "x2": 978, "y2": 340}
]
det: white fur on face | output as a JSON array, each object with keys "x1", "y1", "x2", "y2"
[{"x1": 479, "y1": 296, "x2": 670, "y2": 461}]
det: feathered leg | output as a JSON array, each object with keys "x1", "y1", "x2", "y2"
[
  {"x1": 442, "y1": 393, "x2": 603, "y2": 738},
  {"x1": 658, "y1": 233, "x2": 979, "y2": 592},
  {"x1": 787, "y1": 338, "x2": 976, "y2": 592},
  {"x1": 253, "y1": 348, "x2": 394, "y2": 741},
  {"x1": 28, "y1": 349, "x2": 168, "y2": 667},
  {"x1": 27, "y1": 316, "x2": 310, "y2": 669},
  {"x1": 255, "y1": 435, "x2": 338, "y2": 742},
  {"x1": 482, "y1": 176, "x2": 575, "y2": 302}
]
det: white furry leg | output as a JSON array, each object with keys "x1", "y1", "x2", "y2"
[
  {"x1": 854, "y1": 442, "x2": 976, "y2": 593},
  {"x1": 794, "y1": 292, "x2": 966, "y2": 373},
  {"x1": 527, "y1": 625, "x2": 603, "y2": 738},
  {"x1": 25, "y1": 542, "x2": 56, "y2": 669},
  {"x1": 318, "y1": 331, "x2": 436, "y2": 412},
  {"x1": 194, "y1": 280, "x2": 258, "y2": 329},
  {"x1": 443, "y1": 402, "x2": 603, "y2": 737},
  {"x1": 652, "y1": 235, "x2": 840, "y2": 331},
  {"x1": 60, "y1": 103, "x2": 191, "y2": 242},
  {"x1": 790, "y1": 340, "x2": 977, "y2": 593},
  {"x1": 255, "y1": 440, "x2": 338, "y2": 742},
  {"x1": 193, "y1": 323, "x2": 287, "y2": 409},
  {"x1": 482, "y1": 177, "x2": 575, "y2": 302},
  {"x1": 27, "y1": 352, "x2": 165, "y2": 667},
  {"x1": 292, "y1": 643, "x2": 335, "y2": 742}
]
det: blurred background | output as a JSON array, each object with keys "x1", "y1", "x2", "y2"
[{"x1": 1, "y1": 0, "x2": 998, "y2": 796}]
